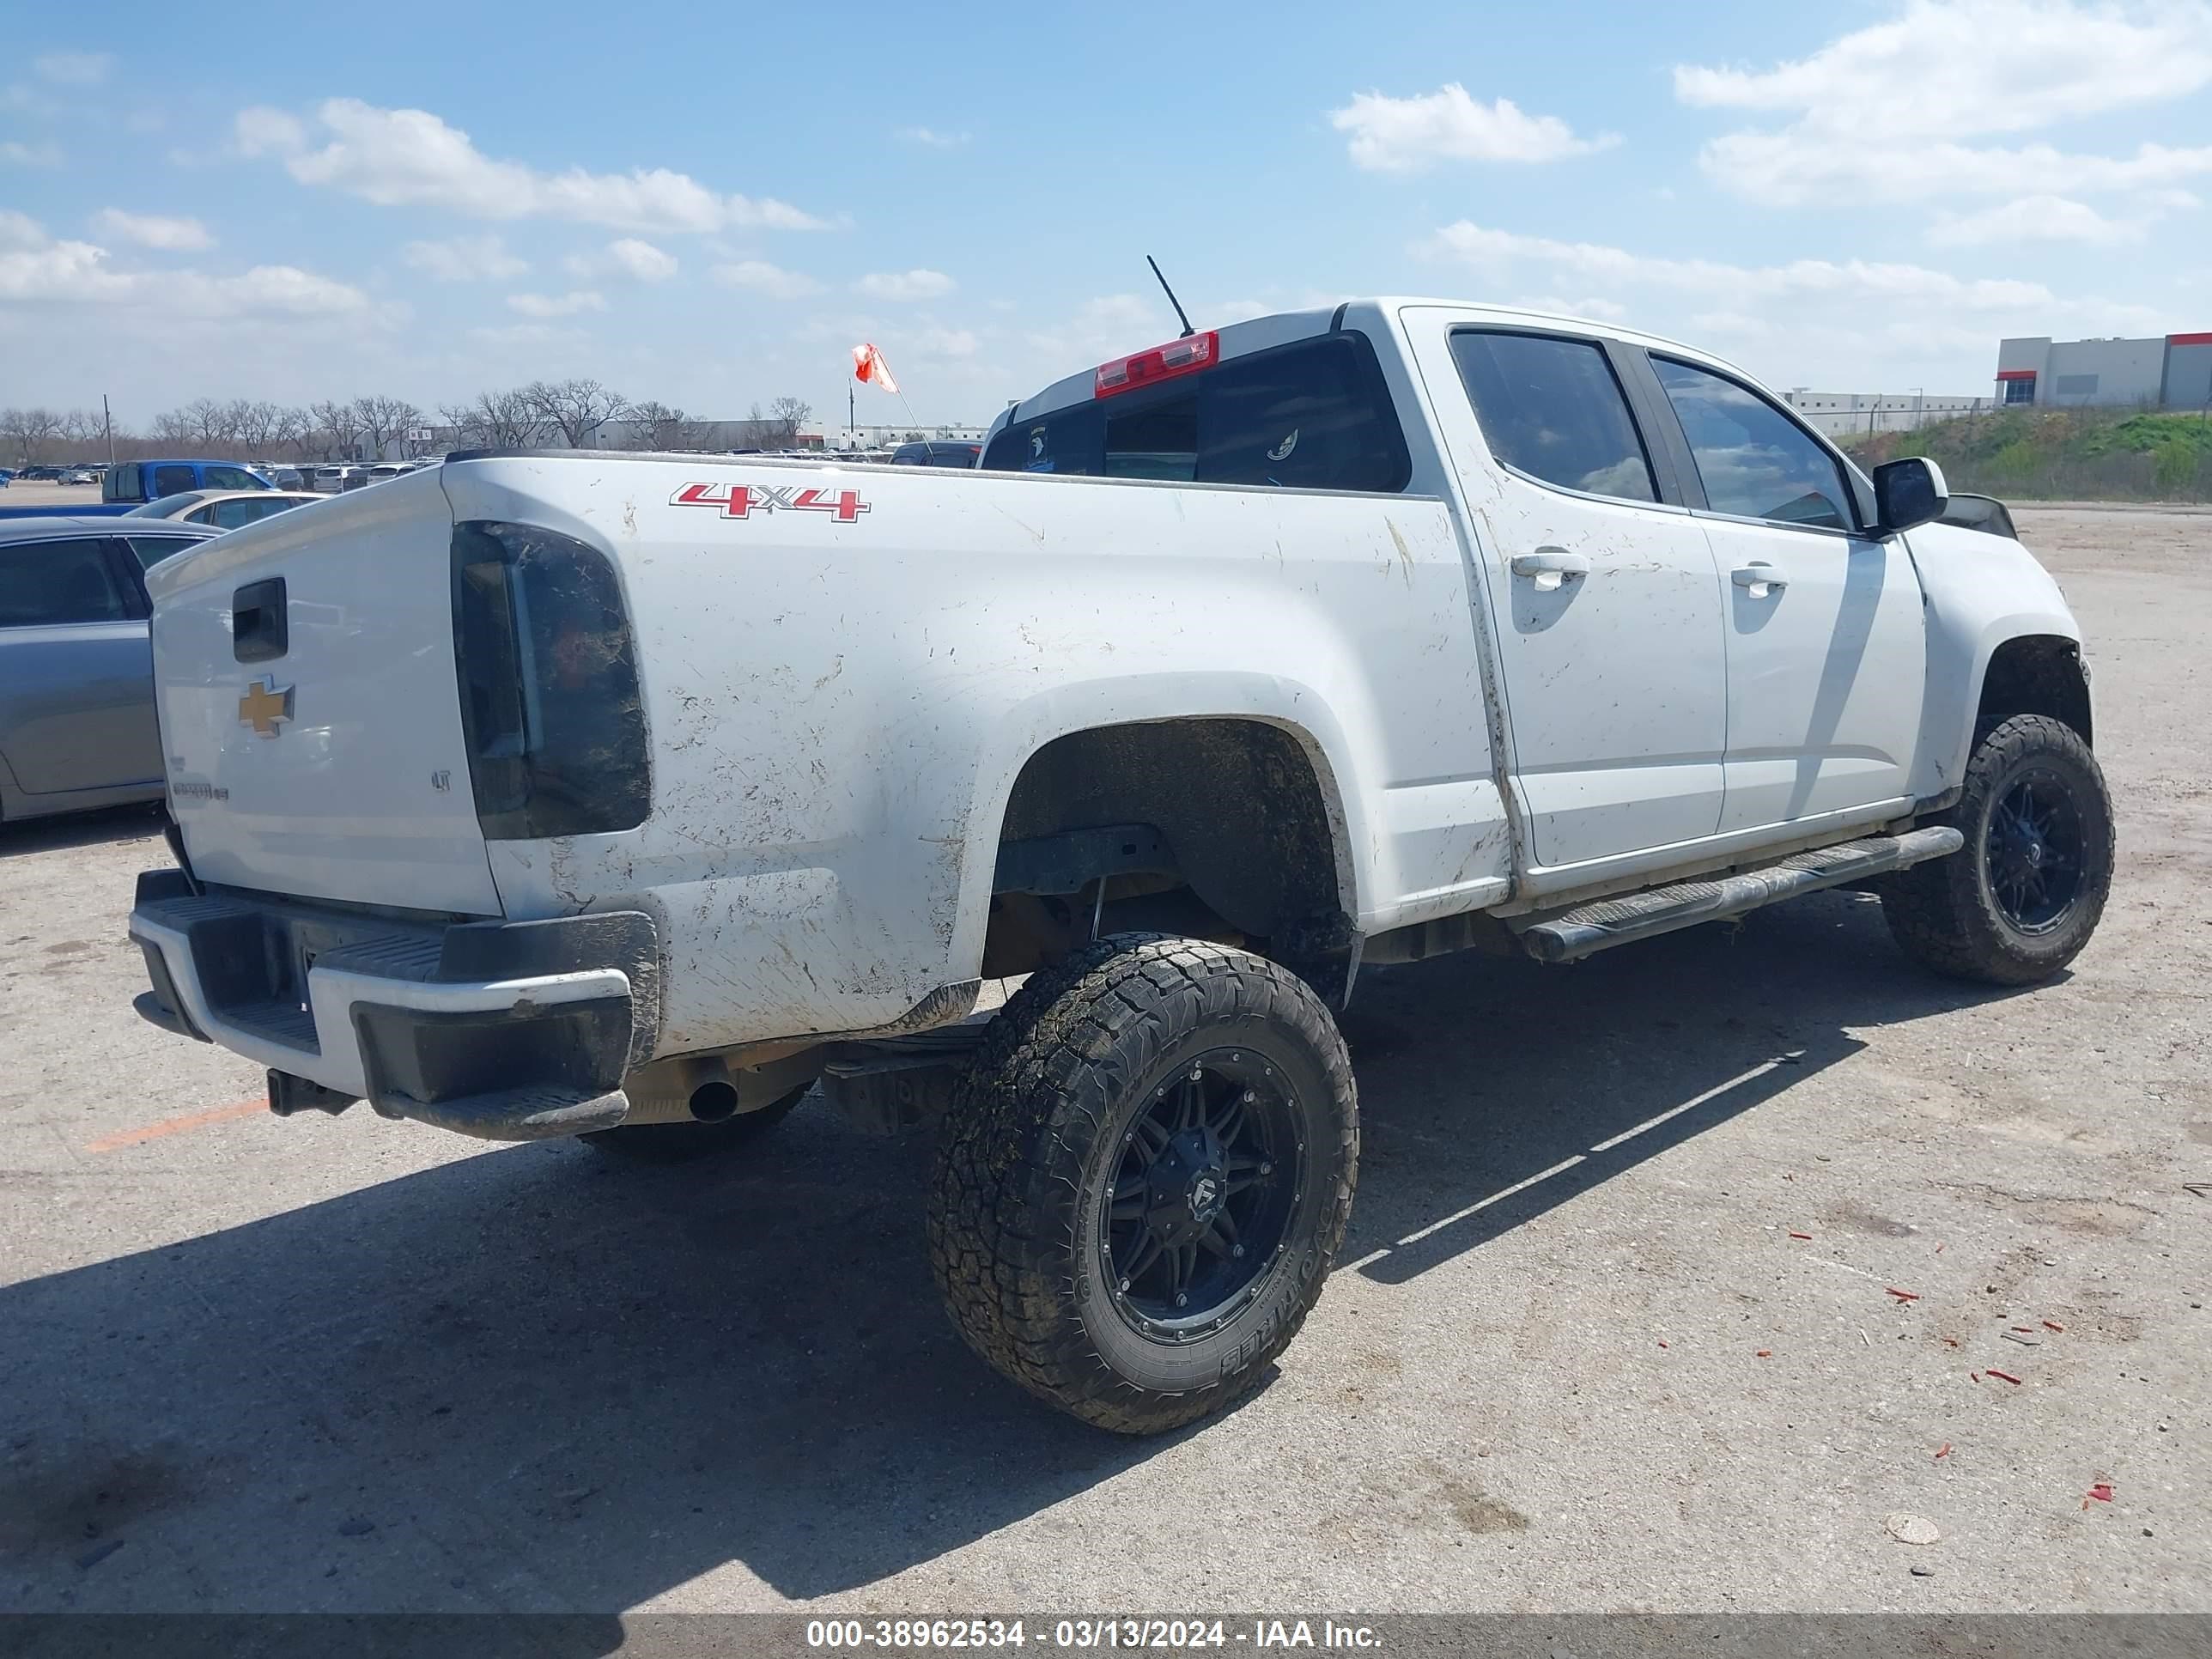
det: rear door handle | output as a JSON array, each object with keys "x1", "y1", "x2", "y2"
[
  {"x1": 1510, "y1": 548, "x2": 1591, "y2": 592},
  {"x1": 1731, "y1": 562, "x2": 1787, "y2": 599}
]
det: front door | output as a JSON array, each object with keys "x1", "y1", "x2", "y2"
[
  {"x1": 1417, "y1": 319, "x2": 1730, "y2": 871},
  {"x1": 1644, "y1": 356, "x2": 1928, "y2": 834},
  {"x1": 0, "y1": 535, "x2": 159, "y2": 798}
]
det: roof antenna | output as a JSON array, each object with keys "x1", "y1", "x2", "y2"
[{"x1": 1146, "y1": 255, "x2": 1195, "y2": 339}]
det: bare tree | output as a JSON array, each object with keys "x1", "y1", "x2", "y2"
[
  {"x1": 524, "y1": 378, "x2": 627, "y2": 447},
  {"x1": 623, "y1": 399, "x2": 700, "y2": 451},
  {"x1": 308, "y1": 399, "x2": 364, "y2": 460},
  {"x1": 748, "y1": 396, "x2": 812, "y2": 448},
  {"x1": 270, "y1": 406, "x2": 313, "y2": 459},
  {"x1": 150, "y1": 408, "x2": 196, "y2": 447},
  {"x1": 0, "y1": 406, "x2": 67, "y2": 465},
  {"x1": 352, "y1": 394, "x2": 424, "y2": 460},
  {"x1": 446, "y1": 388, "x2": 547, "y2": 449}
]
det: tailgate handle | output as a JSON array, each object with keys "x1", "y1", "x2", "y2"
[{"x1": 233, "y1": 577, "x2": 288, "y2": 663}]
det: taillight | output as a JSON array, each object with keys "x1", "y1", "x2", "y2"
[
  {"x1": 1094, "y1": 330, "x2": 1218, "y2": 398},
  {"x1": 451, "y1": 521, "x2": 650, "y2": 839}
]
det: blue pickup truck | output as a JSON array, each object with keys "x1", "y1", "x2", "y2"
[{"x1": 0, "y1": 459, "x2": 275, "y2": 520}]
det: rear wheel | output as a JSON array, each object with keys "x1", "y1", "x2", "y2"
[
  {"x1": 1881, "y1": 714, "x2": 2112, "y2": 985},
  {"x1": 580, "y1": 1085, "x2": 809, "y2": 1163},
  {"x1": 927, "y1": 934, "x2": 1358, "y2": 1433}
]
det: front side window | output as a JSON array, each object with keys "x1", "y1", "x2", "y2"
[
  {"x1": 1449, "y1": 331, "x2": 1656, "y2": 503},
  {"x1": 0, "y1": 538, "x2": 130, "y2": 626},
  {"x1": 1652, "y1": 357, "x2": 1856, "y2": 531},
  {"x1": 204, "y1": 465, "x2": 265, "y2": 491}
]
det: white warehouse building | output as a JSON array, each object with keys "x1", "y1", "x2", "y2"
[
  {"x1": 1995, "y1": 331, "x2": 2212, "y2": 410},
  {"x1": 1781, "y1": 391, "x2": 1986, "y2": 439}
]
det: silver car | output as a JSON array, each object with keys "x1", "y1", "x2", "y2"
[{"x1": 0, "y1": 516, "x2": 222, "y2": 823}]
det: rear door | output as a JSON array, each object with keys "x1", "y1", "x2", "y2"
[
  {"x1": 1408, "y1": 318, "x2": 1730, "y2": 871},
  {"x1": 1639, "y1": 355, "x2": 1928, "y2": 833},
  {"x1": 0, "y1": 535, "x2": 159, "y2": 797}
]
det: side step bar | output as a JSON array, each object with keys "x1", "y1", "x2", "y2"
[{"x1": 1516, "y1": 828, "x2": 1964, "y2": 964}]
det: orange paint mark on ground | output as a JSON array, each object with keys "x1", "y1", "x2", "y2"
[{"x1": 86, "y1": 1097, "x2": 264, "y2": 1153}]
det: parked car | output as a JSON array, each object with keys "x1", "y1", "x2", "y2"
[
  {"x1": 365, "y1": 463, "x2": 411, "y2": 483},
  {"x1": 0, "y1": 516, "x2": 221, "y2": 823},
  {"x1": 102, "y1": 460, "x2": 272, "y2": 506},
  {"x1": 62, "y1": 469, "x2": 98, "y2": 485},
  {"x1": 0, "y1": 469, "x2": 12, "y2": 488},
  {"x1": 125, "y1": 299, "x2": 2110, "y2": 1432},
  {"x1": 313, "y1": 465, "x2": 368, "y2": 493},
  {"x1": 16, "y1": 465, "x2": 65, "y2": 482},
  {"x1": 264, "y1": 467, "x2": 307, "y2": 489},
  {"x1": 890, "y1": 441, "x2": 981, "y2": 468},
  {"x1": 125, "y1": 490, "x2": 322, "y2": 530}
]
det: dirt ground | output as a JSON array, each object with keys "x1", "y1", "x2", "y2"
[{"x1": 1, "y1": 507, "x2": 2205, "y2": 1615}]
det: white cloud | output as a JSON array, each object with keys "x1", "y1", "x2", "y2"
[
  {"x1": 854, "y1": 267, "x2": 955, "y2": 301},
  {"x1": 402, "y1": 233, "x2": 528, "y2": 281},
  {"x1": 1429, "y1": 219, "x2": 2055, "y2": 310},
  {"x1": 235, "y1": 99, "x2": 827, "y2": 233},
  {"x1": 896, "y1": 126, "x2": 970, "y2": 149},
  {"x1": 1925, "y1": 192, "x2": 2156, "y2": 246},
  {"x1": 507, "y1": 289, "x2": 605, "y2": 318},
  {"x1": 2, "y1": 140, "x2": 61, "y2": 167},
  {"x1": 1677, "y1": 0, "x2": 2212, "y2": 205},
  {"x1": 1421, "y1": 215, "x2": 2168, "y2": 387},
  {"x1": 1507, "y1": 294, "x2": 1631, "y2": 322},
  {"x1": 33, "y1": 51, "x2": 112, "y2": 86},
  {"x1": 0, "y1": 214, "x2": 375, "y2": 322},
  {"x1": 913, "y1": 326, "x2": 980, "y2": 358},
  {"x1": 564, "y1": 236, "x2": 678, "y2": 282},
  {"x1": 93, "y1": 209, "x2": 214, "y2": 251},
  {"x1": 713, "y1": 259, "x2": 821, "y2": 298},
  {"x1": 1328, "y1": 83, "x2": 1618, "y2": 170}
]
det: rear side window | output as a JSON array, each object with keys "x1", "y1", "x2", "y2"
[
  {"x1": 103, "y1": 465, "x2": 145, "y2": 502},
  {"x1": 153, "y1": 465, "x2": 197, "y2": 496},
  {"x1": 127, "y1": 535, "x2": 203, "y2": 569},
  {"x1": 984, "y1": 332, "x2": 1412, "y2": 494},
  {"x1": 1651, "y1": 357, "x2": 1856, "y2": 531},
  {"x1": 0, "y1": 538, "x2": 130, "y2": 626},
  {"x1": 208, "y1": 497, "x2": 292, "y2": 529},
  {"x1": 1449, "y1": 331, "x2": 1656, "y2": 503}
]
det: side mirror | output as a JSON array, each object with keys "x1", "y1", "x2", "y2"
[{"x1": 1872, "y1": 456, "x2": 1948, "y2": 537}]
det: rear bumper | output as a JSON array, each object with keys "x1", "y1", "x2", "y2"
[{"x1": 127, "y1": 870, "x2": 660, "y2": 1139}]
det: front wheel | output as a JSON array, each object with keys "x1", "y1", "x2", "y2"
[
  {"x1": 1881, "y1": 714, "x2": 2113, "y2": 985},
  {"x1": 927, "y1": 935, "x2": 1358, "y2": 1434}
]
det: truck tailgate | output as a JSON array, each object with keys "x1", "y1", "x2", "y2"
[{"x1": 146, "y1": 470, "x2": 502, "y2": 915}]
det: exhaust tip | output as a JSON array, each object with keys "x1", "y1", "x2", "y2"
[{"x1": 688, "y1": 1079, "x2": 739, "y2": 1122}]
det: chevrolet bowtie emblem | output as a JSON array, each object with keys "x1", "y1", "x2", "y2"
[{"x1": 238, "y1": 677, "x2": 295, "y2": 738}]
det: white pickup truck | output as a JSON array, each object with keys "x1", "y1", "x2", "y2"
[{"x1": 127, "y1": 299, "x2": 2111, "y2": 1432}]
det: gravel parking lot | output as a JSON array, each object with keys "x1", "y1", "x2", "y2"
[{"x1": 2, "y1": 507, "x2": 2206, "y2": 1615}]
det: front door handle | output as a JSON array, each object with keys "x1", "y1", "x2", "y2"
[
  {"x1": 1510, "y1": 547, "x2": 1591, "y2": 592},
  {"x1": 1732, "y1": 562, "x2": 1788, "y2": 599}
]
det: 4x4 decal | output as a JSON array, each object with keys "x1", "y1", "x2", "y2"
[{"x1": 671, "y1": 482, "x2": 871, "y2": 523}]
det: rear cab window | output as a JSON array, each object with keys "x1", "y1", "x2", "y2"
[{"x1": 984, "y1": 331, "x2": 1413, "y2": 494}]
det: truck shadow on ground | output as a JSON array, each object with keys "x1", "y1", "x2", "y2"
[
  {"x1": 3, "y1": 890, "x2": 2030, "y2": 1615},
  {"x1": 0, "y1": 802, "x2": 164, "y2": 860}
]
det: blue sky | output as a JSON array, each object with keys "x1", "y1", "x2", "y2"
[{"x1": 3, "y1": 0, "x2": 2209, "y2": 430}]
